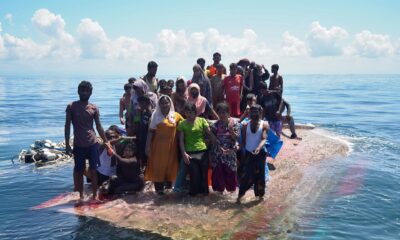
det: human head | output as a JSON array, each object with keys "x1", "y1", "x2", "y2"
[
  {"x1": 105, "y1": 129, "x2": 119, "y2": 141},
  {"x1": 271, "y1": 64, "x2": 279, "y2": 74},
  {"x1": 122, "y1": 142, "x2": 136, "y2": 158},
  {"x1": 188, "y1": 83, "x2": 200, "y2": 99},
  {"x1": 246, "y1": 93, "x2": 257, "y2": 106},
  {"x1": 192, "y1": 64, "x2": 203, "y2": 78},
  {"x1": 167, "y1": 79, "x2": 175, "y2": 88},
  {"x1": 159, "y1": 79, "x2": 167, "y2": 88},
  {"x1": 213, "y1": 52, "x2": 221, "y2": 64},
  {"x1": 175, "y1": 76, "x2": 186, "y2": 92},
  {"x1": 249, "y1": 104, "x2": 262, "y2": 120},
  {"x1": 159, "y1": 95, "x2": 172, "y2": 115},
  {"x1": 197, "y1": 58, "x2": 206, "y2": 70},
  {"x1": 137, "y1": 95, "x2": 151, "y2": 110},
  {"x1": 159, "y1": 84, "x2": 172, "y2": 97},
  {"x1": 229, "y1": 63, "x2": 238, "y2": 77},
  {"x1": 128, "y1": 77, "x2": 136, "y2": 84},
  {"x1": 237, "y1": 58, "x2": 250, "y2": 69},
  {"x1": 133, "y1": 79, "x2": 148, "y2": 97},
  {"x1": 147, "y1": 61, "x2": 158, "y2": 77},
  {"x1": 78, "y1": 80, "x2": 93, "y2": 102},
  {"x1": 236, "y1": 65, "x2": 244, "y2": 76},
  {"x1": 215, "y1": 102, "x2": 230, "y2": 121},
  {"x1": 124, "y1": 83, "x2": 132, "y2": 94},
  {"x1": 183, "y1": 102, "x2": 197, "y2": 120}
]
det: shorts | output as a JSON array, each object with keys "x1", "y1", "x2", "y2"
[
  {"x1": 268, "y1": 120, "x2": 282, "y2": 136},
  {"x1": 73, "y1": 143, "x2": 100, "y2": 172}
]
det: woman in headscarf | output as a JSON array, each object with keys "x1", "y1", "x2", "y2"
[
  {"x1": 145, "y1": 95, "x2": 183, "y2": 194},
  {"x1": 190, "y1": 64, "x2": 213, "y2": 106},
  {"x1": 187, "y1": 83, "x2": 219, "y2": 120},
  {"x1": 171, "y1": 76, "x2": 188, "y2": 116},
  {"x1": 127, "y1": 79, "x2": 158, "y2": 136}
]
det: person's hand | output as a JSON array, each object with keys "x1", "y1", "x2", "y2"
[
  {"x1": 65, "y1": 144, "x2": 72, "y2": 156},
  {"x1": 183, "y1": 152, "x2": 191, "y2": 165},
  {"x1": 221, "y1": 147, "x2": 233, "y2": 155},
  {"x1": 253, "y1": 147, "x2": 261, "y2": 155},
  {"x1": 120, "y1": 117, "x2": 125, "y2": 125}
]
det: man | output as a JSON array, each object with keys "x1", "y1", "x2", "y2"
[
  {"x1": 142, "y1": 61, "x2": 159, "y2": 94},
  {"x1": 259, "y1": 82, "x2": 283, "y2": 137},
  {"x1": 206, "y1": 52, "x2": 226, "y2": 78},
  {"x1": 269, "y1": 64, "x2": 283, "y2": 96},
  {"x1": 65, "y1": 81, "x2": 110, "y2": 200},
  {"x1": 279, "y1": 99, "x2": 300, "y2": 139}
]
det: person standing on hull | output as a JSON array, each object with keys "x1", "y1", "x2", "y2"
[
  {"x1": 206, "y1": 52, "x2": 226, "y2": 78},
  {"x1": 142, "y1": 61, "x2": 159, "y2": 94},
  {"x1": 210, "y1": 64, "x2": 226, "y2": 109},
  {"x1": 178, "y1": 102, "x2": 213, "y2": 196},
  {"x1": 145, "y1": 96, "x2": 183, "y2": 195},
  {"x1": 119, "y1": 83, "x2": 132, "y2": 129},
  {"x1": 171, "y1": 76, "x2": 188, "y2": 116},
  {"x1": 223, "y1": 63, "x2": 243, "y2": 118},
  {"x1": 197, "y1": 58, "x2": 206, "y2": 71},
  {"x1": 187, "y1": 83, "x2": 219, "y2": 120},
  {"x1": 259, "y1": 82, "x2": 283, "y2": 137},
  {"x1": 237, "y1": 58, "x2": 253, "y2": 111},
  {"x1": 269, "y1": 64, "x2": 283, "y2": 96},
  {"x1": 237, "y1": 104, "x2": 269, "y2": 203},
  {"x1": 252, "y1": 64, "x2": 270, "y2": 97},
  {"x1": 190, "y1": 64, "x2": 213, "y2": 107},
  {"x1": 65, "y1": 81, "x2": 110, "y2": 200}
]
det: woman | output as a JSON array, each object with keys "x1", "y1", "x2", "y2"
[
  {"x1": 145, "y1": 95, "x2": 183, "y2": 194},
  {"x1": 171, "y1": 76, "x2": 188, "y2": 116},
  {"x1": 187, "y1": 83, "x2": 218, "y2": 120},
  {"x1": 210, "y1": 103, "x2": 240, "y2": 193},
  {"x1": 127, "y1": 79, "x2": 158, "y2": 136},
  {"x1": 190, "y1": 64, "x2": 213, "y2": 106},
  {"x1": 178, "y1": 102, "x2": 213, "y2": 196}
]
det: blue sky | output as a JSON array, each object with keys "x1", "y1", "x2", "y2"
[{"x1": 0, "y1": 0, "x2": 399, "y2": 75}]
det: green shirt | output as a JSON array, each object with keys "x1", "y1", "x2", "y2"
[{"x1": 177, "y1": 117, "x2": 209, "y2": 152}]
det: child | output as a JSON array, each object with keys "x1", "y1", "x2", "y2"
[
  {"x1": 136, "y1": 95, "x2": 152, "y2": 172},
  {"x1": 178, "y1": 102, "x2": 213, "y2": 196},
  {"x1": 210, "y1": 103, "x2": 240, "y2": 193},
  {"x1": 108, "y1": 141, "x2": 144, "y2": 195},
  {"x1": 239, "y1": 93, "x2": 257, "y2": 122},
  {"x1": 65, "y1": 81, "x2": 110, "y2": 200},
  {"x1": 269, "y1": 64, "x2": 283, "y2": 96},
  {"x1": 237, "y1": 104, "x2": 269, "y2": 203},
  {"x1": 223, "y1": 63, "x2": 243, "y2": 118}
]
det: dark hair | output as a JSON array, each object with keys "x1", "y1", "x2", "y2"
[
  {"x1": 108, "y1": 125, "x2": 121, "y2": 135},
  {"x1": 237, "y1": 58, "x2": 250, "y2": 66},
  {"x1": 259, "y1": 81, "x2": 268, "y2": 90},
  {"x1": 124, "y1": 83, "x2": 132, "y2": 91},
  {"x1": 271, "y1": 64, "x2": 279, "y2": 70},
  {"x1": 215, "y1": 102, "x2": 229, "y2": 113},
  {"x1": 137, "y1": 95, "x2": 151, "y2": 104},
  {"x1": 250, "y1": 104, "x2": 262, "y2": 112},
  {"x1": 213, "y1": 52, "x2": 221, "y2": 57},
  {"x1": 229, "y1": 63, "x2": 238, "y2": 69},
  {"x1": 128, "y1": 77, "x2": 136, "y2": 83},
  {"x1": 246, "y1": 93, "x2": 256, "y2": 101},
  {"x1": 183, "y1": 102, "x2": 197, "y2": 113},
  {"x1": 78, "y1": 81, "x2": 93, "y2": 91},
  {"x1": 197, "y1": 58, "x2": 205, "y2": 64},
  {"x1": 122, "y1": 141, "x2": 137, "y2": 154},
  {"x1": 147, "y1": 61, "x2": 158, "y2": 69}
]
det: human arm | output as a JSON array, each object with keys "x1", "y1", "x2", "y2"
[
  {"x1": 113, "y1": 152, "x2": 138, "y2": 164},
  {"x1": 94, "y1": 108, "x2": 110, "y2": 149},
  {"x1": 119, "y1": 98, "x2": 125, "y2": 125},
  {"x1": 145, "y1": 129, "x2": 155, "y2": 157},
  {"x1": 64, "y1": 104, "x2": 72, "y2": 155},
  {"x1": 261, "y1": 65, "x2": 270, "y2": 81},
  {"x1": 253, "y1": 122, "x2": 268, "y2": 155},
  {"x1": 239, "y1": 108, "x2": 249, "y2": 122},
  {"x1": 178, "y1": 131, "x2": 191, "y2": 165}
]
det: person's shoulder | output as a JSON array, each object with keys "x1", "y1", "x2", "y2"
[{"x1": 175, "y1": 112, "x2": 183, "y2": 120}]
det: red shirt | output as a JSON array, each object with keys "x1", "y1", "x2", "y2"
[{"x1": 223, "y1": 74, "x2": 243, "y2": 102}]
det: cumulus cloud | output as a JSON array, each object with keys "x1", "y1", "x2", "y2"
[
  {"x1": 5, "y1": 14, "x2": 13, "y2": 24},
  {"x1": 77, "y1": 18, "x2": 154, "y2": 60},
  {"x1": 282, "y1": 31, "x2": 310, "y2": 56},
  {"x1": 0, "y1": 22, "x2": 2, "y2": 32},
  {"x1": 2, "y1": 34, "x2": 49, "y2": 60},
  {"x1": 307, "y1": 21, "x2": 348, "y2": 57},
  {"x1": 157, "y1": 28, "x2": 270, "y2": 58},
  {"x1": 352, "y1": 30, "x2": 395, "y2": 57}
]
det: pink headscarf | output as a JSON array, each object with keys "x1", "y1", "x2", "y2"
[{"x1": 187, "y1": 83, "x2": 207, "y2": 115}]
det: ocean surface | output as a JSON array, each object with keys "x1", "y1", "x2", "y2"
[{"x1": 0, "y1": 74, "x2": 399, "y2": 239}]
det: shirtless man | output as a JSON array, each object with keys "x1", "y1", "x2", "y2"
[
  {"x1": 206, "y1": 52, "x2": 226, "y2": 78},
  {"x1": 142, "y1": 61, "x2": 159, "y2": 94},
  {"x1": 269, "y1": 64, "x2": 283, "y2": 96},
  {"x1": 279, "y1": 99, "x2": 301, "y2": 140}
]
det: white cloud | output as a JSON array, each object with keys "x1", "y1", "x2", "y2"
[
  {"x1": 307, "y1": 21, "x2": 348, "y2": 57},
  {"x1": 77, "y1": 18, "x2": 154, "y2": 60},
  {"x1": 156, "y1": 28, "x2": 270, "y2": 58},
  {"x1": 2, "y1": 34, "x2": 49, "y2": 60},
  {"x1": 5, "y1": 14, "x2": 12, "y2": 24},
  {"x1": 352, "y1": 30, "x2": 395, "y2": 57},
  {"x1": 31, "y1": 9, "x2": 79, "y2": 59},
  {"x1": 282, "y1": 31, "x2": 310, "y2": 56},
  {"x1": 0, "y1": 22, "x2": 2, "y2": 32}
]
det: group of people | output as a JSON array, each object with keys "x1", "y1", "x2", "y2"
[{"x1": 65, "y1": 52, "x2": 300, "y2": 204}]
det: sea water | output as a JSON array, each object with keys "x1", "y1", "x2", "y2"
[{"x1": 0, "y1": 75, "x2": 399, "y2": 239}]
